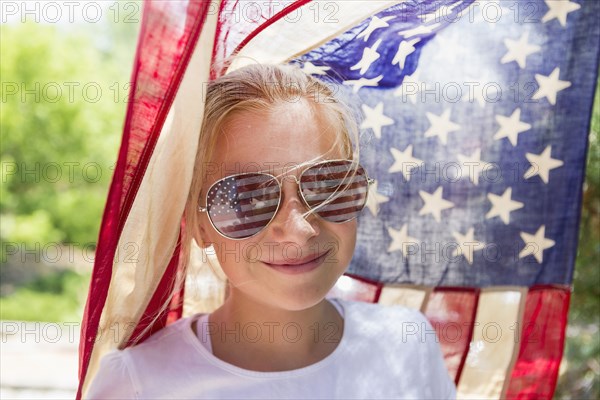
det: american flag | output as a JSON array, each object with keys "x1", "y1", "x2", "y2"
[{"x1": 78, "y1": 1, "x2": 600, "y2": 399}]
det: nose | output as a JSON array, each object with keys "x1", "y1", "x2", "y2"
[{"x1": 265, "y1": 177, "x2": 320, "y2": 244}]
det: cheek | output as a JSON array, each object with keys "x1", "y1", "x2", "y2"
[{"x1": 331, "y1": 220, "x2": 358, "y2": 267}]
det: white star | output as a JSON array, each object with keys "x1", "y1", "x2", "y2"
[
  {"x1": 524, "y1": 145, "x2": 564, "y2": 184},
  {"x1": 360, "y1": 102, "x2": 394, "y2": 139},
  {"x1": 501, "y1": 31, "x2": 541, "y2": 69},
  {"x1": 392, "y1": 39, "x2": 420, "y2": 70},
  {"x1": 357, "y1": 15, "x2": 394, "y2": 42},
  {"x1": 418, "y1": 186, "x2": 454, "y2": 222},
  {"x1": 394, "y1": 71, "x2": 421, "y2": 104},
  {"x1": 343, "y1": 75, "x2": 383, "y2": 93},
  {"x1": 519, "y1": 225, "x2": 556, "y2": 263},
  {"x1": 389, "y1": 145, "x2": 424, "y2": 181},
  {"x1": 532, "y1": 67, "x2": 571, "y2": 105},
  {"x1": 451, "y1": 227, "x2": 485, "y2": 265},
  {"x1": 457, "y1": 149, "x2": 491, "y2": 186},
  {"x1": 398, "y1": 23, "x2": 440, "y2": 39},
  {"x1": 486, "y1": 187, "x2": 524, "y2": 224},
  {"x1": 542, "y1": 0, "x2": 581, "y2": 27},
  {"x1": 301, "y1": 62, "x2": 330, "y2": 75},
  {"x1": 365, "y1": 180, "x2": 390, "y2": 216},
  {"x1": 424, "y1": 109, "x2": 460, "y2": 145},
  {"x1": 494, "y1": 108, "x2": 532, "y2": 146},
  {"x1": 387, "y1": 224, "x2": 419, "y2": 256},
  {"x1": 350, "y1": 39, "x2": 382, "y2": 75}
]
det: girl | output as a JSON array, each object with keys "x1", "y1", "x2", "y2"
[{"x1": 86, "y1": 64, "x2": 456, "y2": 399}]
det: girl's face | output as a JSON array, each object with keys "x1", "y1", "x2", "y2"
[{"x1": 198, "y1": 100, "x2": 357, "y2": 311}]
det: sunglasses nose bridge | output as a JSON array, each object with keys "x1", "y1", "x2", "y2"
[
  {"x1": 266, "y1": 177, "x2": 319, "y2": 242},
  {"x1": 278, "y1": 174, "x2": 308, "y2": 209}
]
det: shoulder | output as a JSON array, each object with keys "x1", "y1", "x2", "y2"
[
  {"x1": 337, "y1": 299, "x2": 443, "y2": 353},
  {"x1": 123, "y1": 315, "x2": 198, "y2": 364},
  {"x1": 85, "y1": 349, "x2": 138, "y2": 399},
  {"x1": 334, "y1": 299, "x2": 433, "y2": 357},
  {"x1": 136, "y1": 315, "x2": 193, "y2": 346},
  {"x1": 335, "y1": 299, "x2": 456, "y2": 399},
  {"x1": 86, "y1": 316, "x2": 198, "y2": 399}
]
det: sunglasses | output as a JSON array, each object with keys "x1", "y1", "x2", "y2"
[{"x1": 198, "y1": 159, "x2": 374, "y2": 240}]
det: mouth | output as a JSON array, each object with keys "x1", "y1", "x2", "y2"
[{"x1": 262, "y1": 250, "x2": 331, "y2": 275}]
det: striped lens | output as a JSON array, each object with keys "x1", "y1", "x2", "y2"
[
  {"x1": 203, "y1": 160, "x2": 370, "y2": 239},
  {"x1": 300, "y1": 160, "x2": 369, "y2": 223}
]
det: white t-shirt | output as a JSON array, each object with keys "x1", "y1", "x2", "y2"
[{"x1": 86, "y1": 299, "x2": 456, "y2": 399}]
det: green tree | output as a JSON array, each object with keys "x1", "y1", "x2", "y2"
[
  {"x1": 555, "y1": 80, "x2": 600, "y2": 399},
  {"x1": 1, "y1": 20, "x2": 137, "y2": 252}
]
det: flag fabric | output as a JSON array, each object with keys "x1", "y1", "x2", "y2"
[{"x1": 78, "y1": 1, "x2": 600, "y2": 399}]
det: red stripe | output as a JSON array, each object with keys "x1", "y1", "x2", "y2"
[
  {"x1": 328, "y1": 273, "x2": 383, "y2": 303},
  {"x1": 504, "y1": 285, "x2": 570, "y2": 399},
  {"x1": 423, "y1": 288, "x2": 480, "y2": 384}
]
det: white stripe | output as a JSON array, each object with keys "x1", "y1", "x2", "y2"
[
  {"x1": 378, "y1": 285, "x2": 430, "y2": 311},
  {"x1": 457, "y1": 287, "x2": 526, "y2": 399},
  {"x1": 228, "y1": 1, "x2": 403, "y2": 71}
]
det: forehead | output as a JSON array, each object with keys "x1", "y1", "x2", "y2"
[{"x1": 209, "y1": 101, "x2": 345, "y2": 177}]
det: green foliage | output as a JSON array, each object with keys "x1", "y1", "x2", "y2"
[
  {"x1": 0, "y1": 21, "x2": 136, "y2": 250},
  {"x1": 555, "y1": 78, "x2": 600, "y2": 398},
  {"x1": 0, "y1": 270, "x2": 90, "y2": 322}
]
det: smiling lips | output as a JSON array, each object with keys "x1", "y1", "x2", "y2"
[{"x1": 263, "y1": 250, "x2": 331, "y2": 275}]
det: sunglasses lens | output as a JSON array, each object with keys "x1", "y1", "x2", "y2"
[
  {"x1": 206, "y1": 173, "x2": 279, "y2": 239},
  {"x1": 300, "y1": 160, "x2": 369, "y2": 222}
]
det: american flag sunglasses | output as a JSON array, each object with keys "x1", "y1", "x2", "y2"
[{"x1": 198, "y1": 159, "x2": 375, "y2": 240}]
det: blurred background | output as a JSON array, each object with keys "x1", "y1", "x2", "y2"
[{"x1": 0, "y1": 1, "x2": 598, "y2": 398}]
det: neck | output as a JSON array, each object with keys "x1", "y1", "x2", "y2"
[{"x1": 207, "y1": 287, "x2": 344, "y2": 371}]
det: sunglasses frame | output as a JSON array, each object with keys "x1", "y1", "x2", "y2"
[{"x1": 198, "y1": 159, "x2": 375, "y2": 240}]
